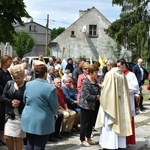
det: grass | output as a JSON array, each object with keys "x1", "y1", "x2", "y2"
[{"x1": 142, "y1": 80, "x2": 150, "y2": 101}]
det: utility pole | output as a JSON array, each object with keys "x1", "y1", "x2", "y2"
[{"x1": 45, "y1": 14, "x2": 49, "y2": 56}]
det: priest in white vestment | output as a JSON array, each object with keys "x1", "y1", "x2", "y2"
[{"x1": 95, "y1": 59, "x2": 132, "y2": 149}]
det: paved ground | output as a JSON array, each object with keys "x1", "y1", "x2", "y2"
[
  {"x1": 46, "y1": 101, "x2": 150, "y2": 150},
  {"x1": 1, "y1": 100, "x2": 150, "y2": 150}
]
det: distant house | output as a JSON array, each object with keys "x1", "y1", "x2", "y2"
[
  {"x1": 14, "y1": 20, "x2": 51, "y2": 57},
  {"x1": 49, "y1": 7, "x2": 115, "y2": 60},
  {"x1": 0, "y1": 42, "x2": 13, "y2": 57}
]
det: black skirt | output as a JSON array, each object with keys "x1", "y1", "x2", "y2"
[{"x1": 0, "y1": 102, "x2": 5, "y2": 131}]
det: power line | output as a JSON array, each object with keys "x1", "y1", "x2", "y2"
[
  {"x1": 32, "y1": 18, "x2": 71, "y2": 24},
  {"x1": 50, "y1": 20, "x2": 70, "y2": 24}
]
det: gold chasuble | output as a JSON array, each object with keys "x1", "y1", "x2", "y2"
[{"x1": 96, "y1": 67, "x2": 132, "y2": 136}]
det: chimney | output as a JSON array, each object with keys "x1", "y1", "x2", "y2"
[
  {"x1": 79, "y1": 8, "x2": 92, "y2": 18},
  {"x1": 79, "y1": 10, "x2": 87, "y2": 17}
]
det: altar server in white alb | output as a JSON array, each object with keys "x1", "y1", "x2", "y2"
[
  {"x1": 117, "y1": 58, "x2": 139, "y2": 145},
  {"x1": 95, "y1": 59, "x2": 132, "y2": 149}
]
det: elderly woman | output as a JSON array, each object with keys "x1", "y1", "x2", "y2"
[
  {"x1": 78, "y1": 64, "x2": 100, "y2": 147},
  {"x1": 62, "y1": 76, "x2": 80, "y2": 130},
  {"x1": 2, "y1": 64, "x2": 26, "y2": 150},
  {"x1": 0, "y1": 55, "x2": 12, "y2": 145},
  {"x1": 61, "y1": 69, "x2": 72, "y2": 87},
  {"x1": 21, "y1": 61, "x2": 59, "y2": 150},
  {"x1": 47, "y1": 66, "x2": 56, "y2": 84}
]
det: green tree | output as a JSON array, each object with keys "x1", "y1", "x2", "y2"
[
  {"x1": 51, "y1": 27, "x2": 65, "y2": 40},
  {"x1": 12, "y1": 31, "x2": 35, "y2": 58},
  {"x1": 107, "y1": 41, "x2": 122, "y2": 59},
  {"x1": 105, "y1": 0, "x2": 150, "y2": 62},
  {"x1": 0, "y1": 0, "x2": 31, "y2": 43}
]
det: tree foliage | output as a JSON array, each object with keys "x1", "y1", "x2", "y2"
[
  {"x1": 51, "y1": 27, "x2": 65, "y2": 40},
  {"x1": 12, "y1": 31, "x2": 35, "y2": 58},
  {"x1": 0, "y1": 0, "x2": 31, "y2": 43},
  {"x1": 107, "y1": 41, "x2": 122, "y2": 59},
  {"x1": 105, "y1": 0, "x2": 150, "y2": 62}
]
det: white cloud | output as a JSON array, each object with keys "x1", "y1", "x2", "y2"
[{"x1": 23, "y1": 0, "x2": 121, "y2": 29}]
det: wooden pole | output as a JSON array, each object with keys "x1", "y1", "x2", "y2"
[{"x1": 45, "y1": 14, "x2": 49, "y2": 56}]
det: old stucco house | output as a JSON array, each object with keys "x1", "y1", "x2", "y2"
[
  {"x1": 14, "y1": 20, "x2": 51, "y2": 57},
  {"x1": 50, "y1": 7, "x2": 115, "y2": 60},
  {"x1": 0, "y1": 20, "x2": 51, "y2": 57}
]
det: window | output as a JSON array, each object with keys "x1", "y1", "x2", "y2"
[
  {"x1": 70, "y1": 31, "x2": 75, "y2": 37},
  {"x1": 29, "y1": 25, "x2": 32, "y2": 31},
  {"x1": 89, "y1": 25, "x2": 98, "y2": 37},
  {"x1": 29, "y1": 25, "x2": 37, "y2": 32},
  {"x1": 34, "y1": 25, "x2": 37, "y2": 31},
  {"x1": 71, "y1": 31, "x2": 74, "y2": 36}
]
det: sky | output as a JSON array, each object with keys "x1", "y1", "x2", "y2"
[{"x1": 23, "y1": 0, "x2": 121, "y2": 29}]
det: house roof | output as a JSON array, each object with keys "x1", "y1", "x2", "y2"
[
  {"x1": 76, "y1": 7, "x2": 111, "y2": 26},
  {"x1": 14, "y1": 20, "x2": 51, "y2": 31},
  {"x1": 70, "y1": 7, "x2": 111, "y2": 28},
  {"x1": 51, "y1": 7, "x2": 111, "y2": 41}
]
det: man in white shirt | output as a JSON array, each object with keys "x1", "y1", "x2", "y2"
[{"x1": 117, "y1": 58, "x2": 139, "y2": 145}]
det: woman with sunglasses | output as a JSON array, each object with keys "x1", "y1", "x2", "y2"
[{"x1": 77, "y1": 62, "x2": 90, "y2": 103}]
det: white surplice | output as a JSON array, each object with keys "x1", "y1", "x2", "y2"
[
  {"x1": 125, "y1": 71, "x2": 139, "y2": 116},
  {"x1": 99, "y1": 106, "x2": 126, "y2": 149}
]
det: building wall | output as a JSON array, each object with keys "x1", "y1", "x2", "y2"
[
  {"x1": 0, "y1": 42, "x2": 12, "y2": 57},
  {"x1": 0, "y1": 21, "x2": 50, "y2": 58},
  {"x1": 14, "y1": 21, "x2": 51, "y2": 57},
  {"x1": 51, "y1": 7, "x2": 114, "y2": 60}
]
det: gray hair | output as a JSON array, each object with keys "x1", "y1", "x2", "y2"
[
  {"x1": 62, "y1": 76, "x2": 72, "y2": 83},
  {"x1": 64, "y1": 69, "x2": 70, "y2": 74},
  {"x1": 47, "y1": 66, "x2": 54, "y2": 71},
  {"x1": 106, "y1": 59, "x2": 116, "y2": 67},
  {"x1": 54, "y1": 77, "x2": 61, "y2": 83}
]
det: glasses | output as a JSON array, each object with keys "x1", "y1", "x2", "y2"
[
  {"x1": 66, "y1": 81, "x2": 72, "y2": 83},
  {"x1": 117, "y1": 64, "x2": 124, "y2": 67}
]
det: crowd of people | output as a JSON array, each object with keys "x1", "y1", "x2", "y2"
[{"x1": 0, "y1": 54, "x2": 149, "y2": 150}]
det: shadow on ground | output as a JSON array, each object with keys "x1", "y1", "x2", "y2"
[{"x1": 45, "y1": 144, "x2": 78, "y2": 150}]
